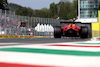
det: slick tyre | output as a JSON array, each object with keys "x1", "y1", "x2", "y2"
[
  {"x1": 80, "y1": 26, "x2": 88, "y2": 38},
  {"x1": 54, "y1": 26, "x2": 61, "y2": 38}
]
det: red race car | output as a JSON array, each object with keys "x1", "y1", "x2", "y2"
[{"x1": 54, "y1": 22, "x2": 88, "y2": 38}]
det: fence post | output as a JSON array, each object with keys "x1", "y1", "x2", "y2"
[
  {"x1": 0, "y1": 9, "x2": 2, "y2": 35},
  {"x1": 4, "y1": 10, "x2": 7, "y2": 35},
  {"x1": 33, "y1": 17, "x2": 35, "y2": 36},
  {"x1": 28, "y1": 17, "x2": 29, "y2": 28}
]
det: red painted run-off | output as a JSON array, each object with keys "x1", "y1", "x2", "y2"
[
  {"x1": 0, "y1": 63, "x2": 65, "y2": 67},
  {"x1": 48, "y1": 44, "x2": 100, "y2": 48}
]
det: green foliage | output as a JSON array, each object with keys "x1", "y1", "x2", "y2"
[
  {"x1": 50, "y1": 2, "x2": 57, "y2": 18},
  {"x1": 59, "y1": 0, "x2": 78, "y2": 20},
  {"x1": 99, "y1": 1, "x2": 100, "y2": 10},
  {"x1": 16, "y1": 7, "x2": 34, "y2": 17},
  {"x1": 8, "y1": 0, "x2": 79, "y2": 20},
  {"x1": 0, "y1": 0, "x2": 7, "y2": 4},
  {"x1": 33, "y1": 8, "x2": 50, "y2": 18},
  {"x1": 8, "y1": 3, "x2": 21, "y2": 11},
  {"x1": 0, "y1": 0, "x2": 8, "y2": 10}
]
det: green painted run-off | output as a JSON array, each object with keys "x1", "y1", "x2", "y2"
[{"x1": 0, "y1": 48, "x2": 100, "y2": 56}]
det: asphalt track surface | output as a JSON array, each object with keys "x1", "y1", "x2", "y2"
[{"x1": 0, "y1": 38, "x2": 91, "y2": 44}]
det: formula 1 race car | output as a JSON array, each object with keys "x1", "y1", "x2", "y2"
[{"x1": 54, "y1": 22, "x2": 88, "y2": 38}]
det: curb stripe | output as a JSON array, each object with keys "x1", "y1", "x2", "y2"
[
  {"x1": 0, "y1": 63, "x2": 60, "y2": 67},
  {"x1": 0, "y1": 48, "x2": 100, "y2": 56},
  {"x1": 76, "y1": 43, "x2": 100, "y2": 44},
  {"x1": 48, "y1": 44, "x2": 100, "y2": 48}
]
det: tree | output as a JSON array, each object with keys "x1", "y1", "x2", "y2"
[
  {"x1": 57, "y1": 0, "x2": 78, "y2": 20},
  {"x1": 0, "y1": 0, "x2": 8, "y2": 10},
  {"x1": 8, "y1": 0, "x2": 79, "y2": 20},
  {"x1": 50, "y1": 2, "x2": 58, "y2": 18},
  {"x1": 8, "y1": 3, "x2": 22, "y2": 11},
  {"x1": 72, "y1": 0, "x2": 78, "y2": 18},
  {"x1": 40, "y1": 8, "x2": 50, "y2": 18},
  {"x1": 59, "y1": 1, "x2": 73, "y2": 19},
  {"x1": 16, "y1": 7, "x2": 34, "y2": 17},
  {"x1": 99, "y1": 1, "x2": 100, "y2": 10}
]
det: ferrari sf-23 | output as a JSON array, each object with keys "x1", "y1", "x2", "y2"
[{"x1": 54, "y1": 22, "x2": 88, "y2": 38}]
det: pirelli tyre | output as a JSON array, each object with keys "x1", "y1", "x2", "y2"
[
  {"x1": 80, "y1": 26, "x2": 88, "y2": 38},
  {"x1": 54, "y1": 26, "x2": 61, "y2": 38}
]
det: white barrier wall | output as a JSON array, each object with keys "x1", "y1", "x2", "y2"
[{"x1": 35, "y1": 23, "x2": 54, "y2": 32}]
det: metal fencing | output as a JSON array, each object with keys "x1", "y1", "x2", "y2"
[
  {"x1": 0, "y1": 9, "x2": 95, "y2": 38},
  {"x1": 0, "y1": 9, "x2": 69, "y2": 37}
]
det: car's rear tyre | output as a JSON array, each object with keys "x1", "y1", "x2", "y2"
[
  {"x1": 54, "y1": 26, "x2": 61, "y2": 38},
  {"x1": 80, "y1": 26, "x2": 88, "y2": 38}
]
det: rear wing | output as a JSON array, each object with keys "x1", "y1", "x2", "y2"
[
  {"x1": 60, "y1": 22, "x2": 82, "y2": 27},
  {"x1": 60, "y1": 22, "x2": 81, "y2": 24}
]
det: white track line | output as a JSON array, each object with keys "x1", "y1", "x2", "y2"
[{"x1": 0, "y1": 51, "x2": 100, "y2": 67}]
